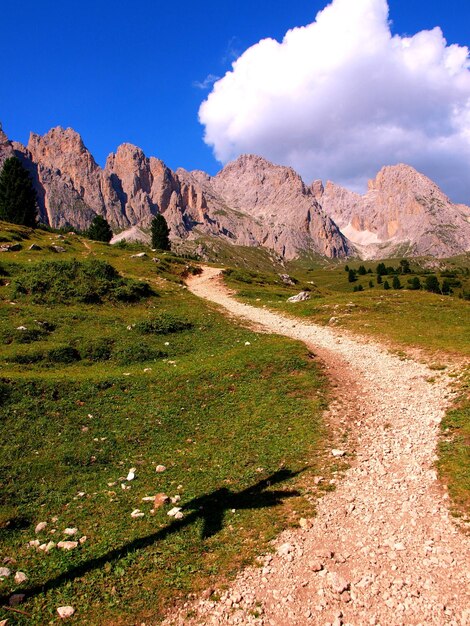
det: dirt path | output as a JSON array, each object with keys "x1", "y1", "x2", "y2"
[{"x1": 163, "y1": 268, "x2": 470, "y2": 626}]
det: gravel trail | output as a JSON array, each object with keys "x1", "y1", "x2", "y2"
[{"x1": 163, "y1": 267, "x2": 470, "y2": 626}]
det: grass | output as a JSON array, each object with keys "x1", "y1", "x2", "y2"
[
  {"x1": 0, "y1": 222, "x2": 333, "y2": 625},
  {"x1": 223, "y1": 259, "x2": 470, "y2": 358},
  {"x1": 438, "y1": 370, "x2": 470, "y2": 520}
]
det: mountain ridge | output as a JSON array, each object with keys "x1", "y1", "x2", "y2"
[{"x1": 1, "y1": 125, "x2": 469, "y2": 259}]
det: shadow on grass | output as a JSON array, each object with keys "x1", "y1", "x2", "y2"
[{"x1": 2, "y1": 468, "x2": 304, "y2": 604}]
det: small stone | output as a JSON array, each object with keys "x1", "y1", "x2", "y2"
[
  {"x1": 331, "y1": 449, "x2": 346, "y2": 458},
  {"x1": 45, "y1": 541, "x2": 56, "y2": 552},
  {"x1": 79, "y1": 536, "x2": 87, "y2": 544},
  {"x1": 155, "y1": 465, "x2": 166, "y2": 473},
  {"x1": 126, "y1": 468, "x2": 136, "y2": 481},
  {"x1": 28, "y1": 540, "x2": 40, "y2": 548},
  {"x1": 171, "y1": 495, "x2": 181, "y2": 504},
  {"x1": 174, "y1": 511, "x2": 184, "y2": 520},
  {"x1": 35, "y1": 521, "x2": 47, "y2": 533},
  {"x1": 167, "y1": 507, "x2": 182, "y2": 517},
  {"x1": 64, "y1": 527, "x2": 78, "y2": 536},
  {"x1": 131, "y1": 510, "x2": 145, "y2": 519},
  {"x1": 299, "y1": 517, "x2": 312, "y2": 529},
  {"x1": 14, "y1": 571, "x2": 28, "y2": 584},
  {"x1": 0, "y1": 618, "x2": 8, "y2": 626},
  {"x1": 0, "y1": 567, "x2": 11, "y2": 578},
  {"x1": 245, "y1": 341, "x2": 251, "y2": 346},
  {"x1": 309, "y1": 559, "x2": 323, "y2": 572},
  {"x1": 57, "y1": 541, "x2": 78, "y2": 550},
  {"x1": 57, "y1": 606, "x2": 75, "y2": 619},
  {"x1": 277, "y1": 543, "x2": 293, "y2": 556},
  {"x1": 287, "y1": 291, "x2": 310, "y2": 303},
  {"x1": 328, "y1": 572, "x2": 350, "y2": 594}
]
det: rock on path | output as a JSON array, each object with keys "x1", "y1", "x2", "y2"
[{"x1": 161, "y1": 267, "x2": 470, "y2": 626}]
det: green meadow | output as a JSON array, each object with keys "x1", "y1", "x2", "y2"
[{"x1": 0, "y1": 223, "x2": 334, "y2": 625}]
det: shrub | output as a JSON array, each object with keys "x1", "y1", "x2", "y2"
[
  {"x1": 46, "y1": 346, "x2": 81, "y2": 364},
  {"x1": 136, "y1": 313, "x2": 193, "y2": 335},
  {"x1": 12, "y1": 259, "x2": 154, "y2": 304},
  {"x1": 79, "y1": 338, "x2": 113, "y2": 362}
]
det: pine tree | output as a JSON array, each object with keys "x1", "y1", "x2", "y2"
[
  {"x1": 392, "y1": 276, "x2": 401, "y2": 289},
  {"x1": 348, "y1": 269, "x2": 357, "y2": 283},
  {"x1": 151, "y1": 214, "x2": 171, "y2": 250},
  {"x1": 87, "y1": 215, "x2": 113, "y2": 242},
  {"x1": 424, "y1": 275, "x2": 441, "y2": 294},
  {"x1": 383, "y1": 280, "x2": 390, "y2": 290},
  {"x1": 0, "y1": 157, "x2": 38, "y2": 227}
]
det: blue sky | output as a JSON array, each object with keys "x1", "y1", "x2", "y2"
[{"x1": 1, "y1": 0, "x2": 470, "y2": 198}]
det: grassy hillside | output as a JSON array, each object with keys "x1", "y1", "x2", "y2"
[
  {"x1": 0, "y1": 223, "x2": 335, "y2": 625},
  {"x1": 223, "y1": 257, "x2": 470, "y2": 358},
  {"x1": 223, "y1": 256, "x2": 470, "y2": 521}
]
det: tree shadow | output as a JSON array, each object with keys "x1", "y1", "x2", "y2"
[{"x1": 2, "y1": 468, "x2": 305, "y2": 604}]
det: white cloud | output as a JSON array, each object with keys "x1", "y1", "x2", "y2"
[{"x1": 199, "y1": 0, "x2": 470, "y2": 203}]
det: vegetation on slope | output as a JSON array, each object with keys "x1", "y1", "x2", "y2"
[{"x1": 0, "y1": 222, "x2": 333, "y2": 625}]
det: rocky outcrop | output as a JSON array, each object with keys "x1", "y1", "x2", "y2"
[
  {"x1": 1, "y1": 126, "x2": 468, "y2": 259},
  {"x1": 318, "y1": 165, "x2": 470, "y2": 258}
]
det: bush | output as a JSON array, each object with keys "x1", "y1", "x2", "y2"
[
  {"x1": 136, "y1": 313, "x2": 193, "y2": 335},
  {"x1": 46, "y1": 346, "x2": 81, "y2": 364},
  {"x1": 12, "y1": 259, "x2": 154, "y2": 304},
  {"x1": 79, "y1": 338, "x2": 113, "y2": 362}
]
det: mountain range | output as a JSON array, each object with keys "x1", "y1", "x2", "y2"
[{"x1": 1, "y1": 126, "x2": 469, "y2": 259}]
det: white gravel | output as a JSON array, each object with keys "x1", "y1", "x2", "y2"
[{"x1": 162, "y1": 267, "x2": 470, "y2": 626}]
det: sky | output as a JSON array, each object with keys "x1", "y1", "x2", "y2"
[{"x1": 1, "y1": 0, "x2": 470, "y2": 202}]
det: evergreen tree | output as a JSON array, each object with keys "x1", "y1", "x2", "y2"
[
  {"x1": 399, "y1": 259, "x2": 411, "y2": 274},
  {"x1": 358, "y1": 265, "x2": 367, "y2": 275},
  {"x1": 0, "y1": 157, "x2": 38, "y2": 227},
  {"x1": 348, "y1": 269, "x2": 357, "y2": 283},
  {"x1": 408, "y1": 276, "x2": 421, "y2": 290},
  {"x1": 377, "y1": 274, "x2": 383, "y2": 284},
  {"x1": 392, "y1": 276, "x2": 401, "y2": 289},
  {"x1": 383, "y1": 280, "x2": 390, "y2": 290},
  {"x1": 424, "y1": 275, "x2": 441, "y2": 294},
  {"x1": 376, "y1": 262, "x2": 387, "y2": 276},
  {"x1": 87, "y1": 215, "x2": 113, "y2": 242},
  {"x1": 151, "y1": 214, "x2": 171, "y2": 250},
  {"x1": 441, "y1": 279, "x2": 452, "y2": 295},
  {"x1": 344, "y1": 265, "x2": 349, "y2": 272}
]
